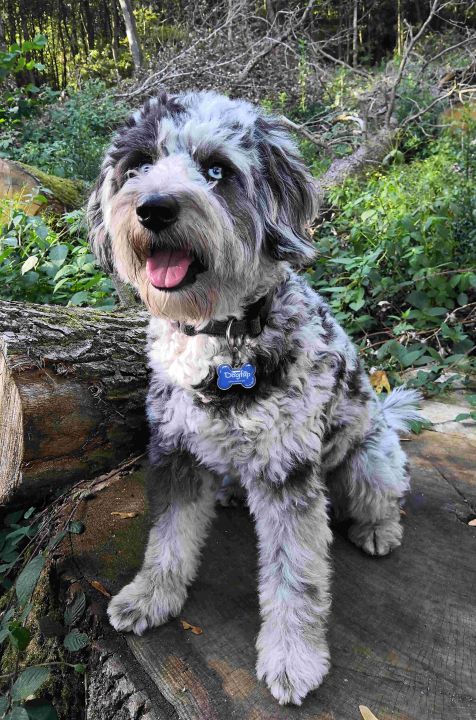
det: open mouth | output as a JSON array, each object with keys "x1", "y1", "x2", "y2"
[{"x1": 145, "y1": 245, "x2": 207, "y2": 291}]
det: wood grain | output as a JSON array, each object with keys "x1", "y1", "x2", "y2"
[
  {"x1": 0, "y1": 300, "x2": 149, "y2": 503},
  {"x1": 65, "y1": 432, "x2": 475, "y2": 719}
]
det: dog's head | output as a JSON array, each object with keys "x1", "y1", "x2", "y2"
[{"x1": 88, "y1": 91, "x2": 317, "y2": 322}]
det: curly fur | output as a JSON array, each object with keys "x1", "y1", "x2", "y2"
[{"x1": 88, "y1": 90, "x2": 421, "y2": 706}]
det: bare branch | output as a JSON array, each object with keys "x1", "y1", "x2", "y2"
[
  {"x1": 400, "y1": 85, "x2": 456, "y2": 127},
  {"x1": 280, "y1": 116, "x2": 327, "y2": 148},
  {"x1": 232, "y1": 0, "x2": 316, "y2": 86}
]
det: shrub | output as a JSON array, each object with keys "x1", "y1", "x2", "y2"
[
  {"x1": 0, "y1": 199, "x2": 116, "y2": 308},
  {"x1": 4, "y1": 80, "x2": 130, "y2": 181},
  {"x1": 310, "y1": 113, "x2": 476, "y2": 393}
]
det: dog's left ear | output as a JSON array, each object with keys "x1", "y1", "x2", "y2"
[
  {"x1": 255, "y1": 116, "x2": 318, "y2": 268},
  {"x1": 87, "y1": 170, "x2": 114, "y2": 274}
]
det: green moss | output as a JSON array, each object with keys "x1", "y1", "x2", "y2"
[
  {"x1": 353, "y1": 645, "x2": 373, "y2": 658},
  {"x1": 16, "y1": 161, "x2": 87, "y2": 210}
]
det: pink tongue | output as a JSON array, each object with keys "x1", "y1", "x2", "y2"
[{"x1": 146, "y1": 249, "x2": 193, "y2": 289}]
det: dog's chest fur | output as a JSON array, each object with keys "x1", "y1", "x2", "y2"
[{"x1": 146, "y1": 274, "x2": 372, "y2": 485}]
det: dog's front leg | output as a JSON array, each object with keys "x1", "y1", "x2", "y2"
[
  {"x1": 248, "y1": 464, "x2": 332, "y2": 705},
  {"x1": 108, "y1": 452, "x2": 216, "y2": 635}
]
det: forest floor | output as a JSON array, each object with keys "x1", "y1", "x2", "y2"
[{"x1": 56, "y1": 399, "x2": 476, "y2": 720}]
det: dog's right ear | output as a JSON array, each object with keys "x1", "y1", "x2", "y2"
[{"x1": 87, "y1": 171, "x2": 114, "y2": 274}]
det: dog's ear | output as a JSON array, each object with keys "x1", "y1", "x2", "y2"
[
  {"x1": 87, "y1": 170, "x2": 114, "y2": 274},
  {"x1": 255, "y1": 116, "x2": 318, "y2": 268}
]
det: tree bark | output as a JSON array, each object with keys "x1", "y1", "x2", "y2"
[
  {"x1": 313, "y1": 127, "x2": 395, "y2": 205},
  {"x1": 0, "y1": 301, "x2": 149, "y2": 504},
  {"x1": 118, "y1": 0, "x2": 143, "y2": 72},
  {"x1": 352, "y1": 0, "x2": 358, "y2": 67}
]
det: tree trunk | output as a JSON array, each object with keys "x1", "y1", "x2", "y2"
[
  {"x1": 0, "y1": 301, "x2": 149, "y2": 504},
  {"x1": 352, "y1": 0, "x2": 358, "y2": 67},
  {"x1": 118, "y1": 0, "x2": 143, "y2": 72},
  {"x1": 110, "y1": 0, "x2": 122, "y2": 80}
]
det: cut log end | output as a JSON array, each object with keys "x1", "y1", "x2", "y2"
[
  {"x1": 0, "y1": 339, "x2": 23, "y2": 500},
  {"x1": 0, "y1": 302, "x2": 149, "y2": 505}
]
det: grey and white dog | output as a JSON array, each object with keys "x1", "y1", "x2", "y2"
[{"x1": 88, "y1": 90, "x2": 420, "y2": 706}]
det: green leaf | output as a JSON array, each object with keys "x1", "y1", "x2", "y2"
[
  {"x1": 15, "y1": 555, "x2": 45, "y2": 606},
  {"x1": 0, "y1": 608, "x2": 15, "y2": 628},
  {"x1": 408, "y1": 418, "x2": 433, "y2": 434},
  {"x1": 11, "y1": 667, "x2": 51, "y2": 701},
  {"x1": 48, "y1": 245, "x2": 68, "y2": 266},
  {"x1": 406, "y1": 290, "x2": 428, "y2": 310},
  {"x1": 64, "y1": 592, "x2": 86, "y2": 627},
  {"x1": 52, "y1": 264, "x2": 75, "y2": 282},
  {"x1": 63, "y1": 630, "x2": 89, "y2": 652},
  {"x1": 0, "y1": 697, "x2": 9, "y2": 714},
  {"x1": 68, "y1": 292, "x2": 89, "y2": 306},
  {"x1": 67, "y1": 522, "x2": 85, "y2": 535},
  {"x1": 6, "y1": 707, "x2": 29, "y2": 720},
  {"x1": 72, "y1": 664, "x2": 86, "y2": 675},
  {"x1": 21, "y1": 257, "x2": 38, "y2": 275},
  {"x1": 5, "y1": 511, "x2": 24, "y2": 527},
  {"x1": 8, "y1": 623, "x2": 31, "y2": 652},
  {"x1": 24, "y1": 700, "x2": 58, "y2": 720},
  {"x1": 454, "y1": 413, "x2": 471, "y2": 422}
]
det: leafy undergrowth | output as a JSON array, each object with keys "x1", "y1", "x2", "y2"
[
  {"x1": 1, "y1": 79, "x2": 130, "y2": 183},
  {"x1": 0, "y1": 506, "x2": 89, "y2": 720},
  {"x1": 310, "y1": 114, "x2": 476, "y2": 396},
  {"x1": 0, "y1": 200, "x2": 116, "y2": 309}
]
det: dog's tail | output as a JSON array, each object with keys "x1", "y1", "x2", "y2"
[{"x1": 379, "y1": 386, "x2": 423, "y2": 432}]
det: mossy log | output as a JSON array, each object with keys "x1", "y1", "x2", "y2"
[
  {"x1": 0, "y1": 300, "x2": 149, "y2": 504},
  {"x1": 0, "y1": 158, "x2": 87, "y2": 215}
]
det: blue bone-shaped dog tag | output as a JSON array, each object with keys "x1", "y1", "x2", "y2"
[{"x1": 217, "y1": 363, "x2": 256, "y2": 391}]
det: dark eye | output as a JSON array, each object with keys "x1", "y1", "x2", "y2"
[
  {"x1": 207, "y1": 166, "x2": 223, "y2": 181},
  {"x1": 139, "y1": 162, "x2": 153, "y2": 174}
]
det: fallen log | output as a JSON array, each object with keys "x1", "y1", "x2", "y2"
[
  {"x1": 0, "y1": 300, "x2": 149, "y2": 504},
  {"x1": 313, "y1": 127, "x2": 395, "y2": 204},
  {"x1": 0, "y1": 158, "x2": 86, "y2": 215}
]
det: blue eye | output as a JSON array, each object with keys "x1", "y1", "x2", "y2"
[
  {"x1": 207, "y1": 166, "x2": 223, "y2": 181},
  {"x1": 139, "y1": 163, "x2": 153, "y2": 174}
]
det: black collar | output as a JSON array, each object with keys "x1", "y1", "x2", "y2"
[{"x1": 177, "y1": 289, "x2": 274, "y2": 339}]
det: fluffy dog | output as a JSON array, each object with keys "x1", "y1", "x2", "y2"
[{"x1": 88, "y1": 91, "x2": 420, "y2": 705}]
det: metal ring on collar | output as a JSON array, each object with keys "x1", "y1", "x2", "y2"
[{"x1": 226, "y1": 318, "x2": 244, "y2": 353}]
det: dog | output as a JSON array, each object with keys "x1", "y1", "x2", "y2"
[{"x1": 87, "y1": 90, "x2": 421, "y2": 706}]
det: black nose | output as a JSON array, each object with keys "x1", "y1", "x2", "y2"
[{"x1": 136, "y1": 194, "x2": 179, "y2": 233}]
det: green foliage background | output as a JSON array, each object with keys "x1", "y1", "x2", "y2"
[{"x1": 0, "y1": 32, "x2": 475, "y2": 391}]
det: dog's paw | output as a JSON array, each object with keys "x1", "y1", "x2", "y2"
[
  {"x1": 107, "y1": 575, "x2": 186, "y2": 635},
  {"x1": 256, "y1": 624, "x2": 330, "y2": 705},
  {"x1": 348, "y1": 517, "x2": 403, "y2": 556}
]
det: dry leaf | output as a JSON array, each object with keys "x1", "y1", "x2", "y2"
[
  {"x1": 370, "y1": 370, "x2": 391, "y2": 394},
  {"x1": 180, "y1": 619, "x2": 203, "y2": 635},
  {"x1": 111, "y1": 511, "x2": 139, "y2": 519},
  {"x1": 90, "y1": 579, "x2": 112, "y2": 598},
  {"x1": 468, "y1": 518, "x2": 476, "y2": 526},
  {"x1": 359, "y1": 706, "x2": 381, "y2": 720}
]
